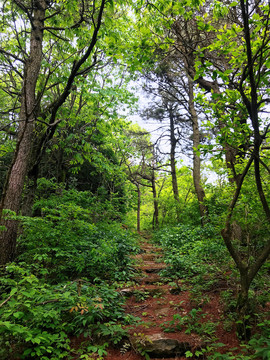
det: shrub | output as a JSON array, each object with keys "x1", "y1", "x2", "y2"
[
  {"x1": 154, "y1": 224, "x2": 228, "y2": 279},
  {"x1": 0, "y1": 264, "x2": 131, "y2": 360},
  {"x1": 17, "y1": 195, "x2": 139, "y2": 282}
]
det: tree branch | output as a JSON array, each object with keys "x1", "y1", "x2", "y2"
[{"x1": 0, "y1": 48, "x2": 25, "y2": 64}]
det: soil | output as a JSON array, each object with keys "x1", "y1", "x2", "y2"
[{"x1": 102, "y1": 240, "x2": 241, "y2": 360}]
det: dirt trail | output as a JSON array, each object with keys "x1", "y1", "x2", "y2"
[{"x1": 104, "y1": 239, "x2": 239, "y2": 359}]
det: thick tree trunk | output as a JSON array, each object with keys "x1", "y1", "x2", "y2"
[
  {"x1": 0, "y1": 1, "x2": 46, "y2": 265},
  {"x1": 21, "y1": 172, "x2": 38, "y2": 217},
  {"x1": 188, "y1": 79, "x2": 208, "y2": 226},
  {"x1": 0, "y1": 124, "x2": 35, "y2": 262}
]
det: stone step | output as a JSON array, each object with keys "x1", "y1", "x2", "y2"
[
  {"x1": 140, "y1": 246, "x2": 163, "y2": 253},
  {"x1": 120, "y1": 287, "x2": 167, "y2": 298},
  {"x1": 132, "y1": 263, "x2": 165, "y2": 273},
  {"x1": 126, "y1": 276, "x2": 161, "y2": 286},
  {"x1": 141, "y1": 253, "x2": 163, "y2": 261},
  {"x1": 144, "y1": 276, "x2": 162, "y2": 285},
  {"x1": 143, "y1": 265, "x2": 165, "y2": 273}
]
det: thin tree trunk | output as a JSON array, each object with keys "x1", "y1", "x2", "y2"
[
  {"x1": 152, "y1": 173, "x2": 159, "y2": 229},
  {"x1": 136, "y1": 183, "x2": 141, "y2": 233},
  {"x1": 188, "y1": 78, "x2": 208, "y2": 226},
  {"x1": 169, "y1": 109, "x2": 181, "y2": 222},
  {"x1": 236, "y1": 270, "x2": 251, "y2": 340}
]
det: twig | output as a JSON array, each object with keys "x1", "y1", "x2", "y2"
[
  {"x1": 0, "y1": 295, "x2": 12, "y2": 308},
  {"x1": 35, "y1": 299, "x2": 60, "y2": 306}
]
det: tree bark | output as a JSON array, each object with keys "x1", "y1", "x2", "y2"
[
  {"x1": 0, "y1": 0, "x2": 107, "y2": 265},
  {"x1": 168, "y1": 108, "x2": 181, "y2": 222},
  {"x1": 188, "y1": 78, "x2": 208, "y2": 226},
  {"x1": 0, "y1": 0, "x2": 46, "y2": 264},
  {"x1": 136, "y1": 183, "x2": 141, "y2": 233},
  {"x1": 236, "y1": 270, "x2": 251, "y2": 340},
  {"x1": 21, "y1": 172, "x2": 38, "y2": 217},
  {"x1": 151, "y1": 172, "x2": 159, "y2": 229}
]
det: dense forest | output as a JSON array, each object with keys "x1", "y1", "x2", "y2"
[{"x1": 0, "y1": 0, "x2": 269, "y2": 359}]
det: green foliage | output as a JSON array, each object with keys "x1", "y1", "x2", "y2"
[
  {"x1": 0, "y1": 175, "x2": 142, "y2": 359},
  {"x1": 133, "y1": 289, "x2": 150, "y2": 302},
  {"x1": 161, "y1": 308, "x2": 217, "y2": 340},
  {"x1": 125, "y1": 164, "x2": 202, "y2": 230},
  {"x1": 18, "y1": 187, "x2": 139, "y2": 283},
  {"x1": 0, "y1": 263, "x2": 135, "y2": 360},
  {"x1": 154, "y1": 223, "x2": 228, "y2": 279},
  {"x1": 0, "y1": 264, "x2": 71, "y2": 359},
  {"x1": 132, "y1": 332, "x2": 152, "y2": 360},
  {"x1": 156, "y1": 166, "x2": 201, "y2": 227},
  {"x1": 205, "y1": 162, "x2": 270, "y2": 258},
  {"x1": 35, "y1": 178, "x2": 127, "y2": 222},
  {"x1": 210, "y1": 323, "x2": 270, "y2": 360},
  {"x1": 17, "y1": 179, "x2": 138, "y2": 282},
  {"x1": 155, "y1": 220, "x2": 269, "y2": 359}
]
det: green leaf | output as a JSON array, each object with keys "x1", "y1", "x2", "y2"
[
  {"x1": 10, "y1": 287, "x2": 18, "y2": 296},
  {"x1": 13, "y1": 311, "x2": 24, "y2": 319}
]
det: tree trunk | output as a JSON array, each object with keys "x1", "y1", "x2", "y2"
[
  {"x1": 236, "y1": 270, "x2": 252, "y2": 340},
  {"x1": 136, "y1": 183, "x2": 141, "y2": 233},
  {"x1": 21, "y1": 173, "x2": 38, "y2": 217},
  {"x1": 188, "y1": 78, "x2": 208, "y2": 226},
  {"x1": 169, "y1": 109, "x2": 181, "y2": 222},
  {"x1": 0, "y1": 1, "x2": 46, "y2": 265},
  {"x1": 152, "y1": 175, "x2": 159, "y2": 229}
]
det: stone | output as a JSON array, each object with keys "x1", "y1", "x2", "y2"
[
  {"x1": 132, "y1": 333, "x2": 191, "y2": 358},
  {"x1": 119, "y1": 288, "x2": 134, "y2": 297},
  {"x1": 144, "y1": 276, "x2": 161, "y2": 285},
  {"x1": 154, "y1": 307, "x2": 170, "y2": 317}
]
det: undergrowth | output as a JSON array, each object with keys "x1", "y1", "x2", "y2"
[
  {"x1": 0, "y1": 185, "x2": 140, "y2": 359},
  {"x1": 153, "y1": 224, "x2": 270, "y2": 359}
]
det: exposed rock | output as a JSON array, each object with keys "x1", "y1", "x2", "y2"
[
  {"x1": 120, "y1": 287, "x2": 166, "y2": 298},
  {"x1": 144, "y1": 276, "x2": 162, "y2": 285},
  {"x1": 154, "y1": 307, "x2": 170, "y2": 317},
  {"x1": 120, "y1": 288, "x2": 134, "y2": 297},
  {"x1": 131, "y1": 333, "x2": 191, "y2": 358}
]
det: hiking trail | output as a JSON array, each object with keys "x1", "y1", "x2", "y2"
[{"x1": 104, "y1": 238, "x2": 239, "y2": 359}]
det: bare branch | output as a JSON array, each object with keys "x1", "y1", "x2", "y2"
[
  {"x1": 0, "y1": 295, "x2": 12, "y2": 308},
  {"x1": 0, "y1": 48, "x2": 25, "y2": 64}
]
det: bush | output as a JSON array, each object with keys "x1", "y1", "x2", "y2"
[
  {"x1": 153, "y1": 224, "x2": 230, "y2": 280},
  {"x1": 0, "y1": 264, "x2": 132, "y2": 360},
  {"x1": 17, "y1": 190, "x2": 139, "y2": 282}
]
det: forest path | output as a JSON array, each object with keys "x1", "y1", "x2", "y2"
[{"x1": 105, "y1": 239, "x2": 205, "y2": 360}]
